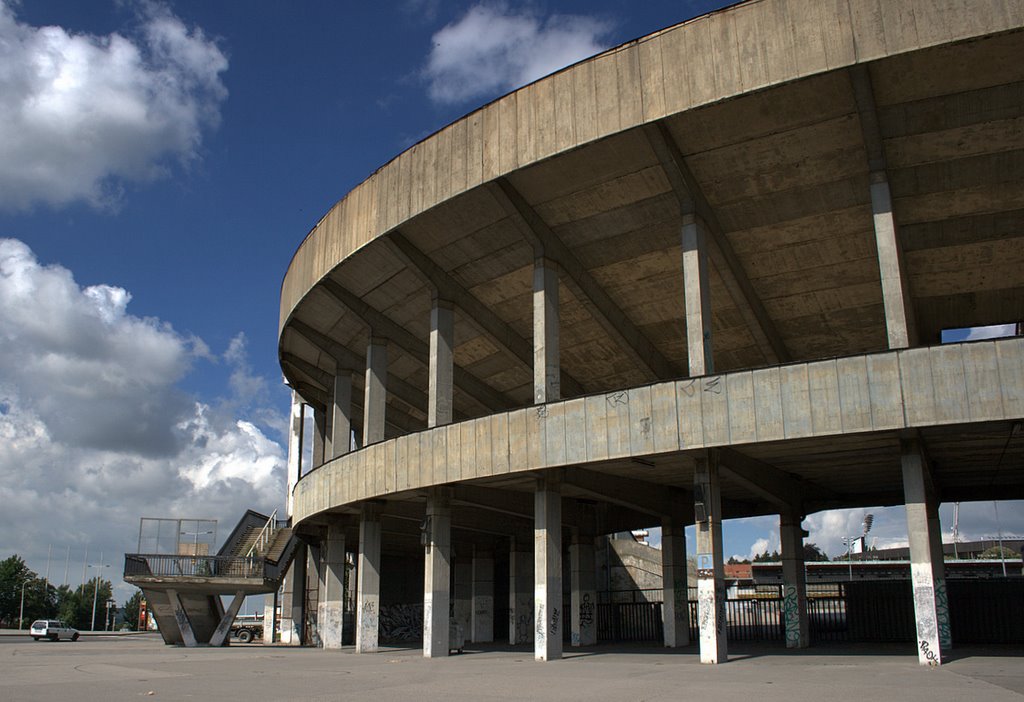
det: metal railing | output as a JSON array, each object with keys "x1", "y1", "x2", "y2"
[
  {"x1": 124, "y1": 554, "x2": 264, "y2": 579},
  {"x1": 247, "y1": 509, "x2": 278, "y2": 559}
]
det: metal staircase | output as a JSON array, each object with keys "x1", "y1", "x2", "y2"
[{"x1": 124, "y1": 510, "x2": 298, "y2": 646}]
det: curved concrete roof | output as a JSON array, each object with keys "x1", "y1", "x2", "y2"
[{"x1": 279, "y1": 0, "x2": 1024, "y2": 534}]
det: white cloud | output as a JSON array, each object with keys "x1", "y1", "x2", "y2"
[
  {"x1": 964, "y1": 323, "x2": 1018, "y2": 341},
  {"x1": 423, "y1": 3, "x2": 612, "y2": 105},
  {"x1": 0, "y1": 239, "x2": 284, "y2": 600},
  {"x1": 0, "y1": 0, "x2": 227, "y2": 211}
]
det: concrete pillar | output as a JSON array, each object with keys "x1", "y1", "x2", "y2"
[
  {"x1": 471, "y1": 548, "x2": 494, "y2": 643},
  {"x1": 661, "y1": 516, "x2": 690, "y2": 648},
  {"x1": 569, "y1": 532, "x2": 597, "y2": 647},
  {"x1": 533, "y1": 257, "x2": 560, "y2": 404},
  {"x1": 423, "y1": 489, "x2": 452, "y2": 658},
  {"x1": 871, "y1": 173, "x2": 917, "y2": 349},
  {"x1": 927, "y1": 502, "x2": 952, "y2": 651},
  {"x1": 319, "y1": 522, "x2": 346, "y2": 649},
  {"x1": 306, "y1": 543, "x2": 322, "y2": 646},
  {"x1": 694, "y1": 453, "x2": 726, "y2": 663},
  {"x1": 356, "y1": 503, "x2": 382, "y2": 653},
  {"x1": 312, "y1": 408, "x2": 326, "y2": 468},
  {"x1": 286, "y1": 391, "x2": 305, "y2": 517},
  {"x1": 534, "y1": 475, "x2": 562, "y2": 661},
  {"x1": 779, "y1": 513, "x2": 809, "y2": 649},
  {"x1": 453, "y1": 555, "x2": 472, "y2": 645},
  {"x1": 279, "y1": 541, "x2": 307, "y2": 646},
  {"x1": 428, "y1": 298, "x2": 454, "y2": 428},
  {"x1": 902, "y1": 442, "x2": 950, "y2": 665},
  {"x1": 262, "y1": 589, "x2": 278, "y2": 644},
  {"x1": 330, "y1": 373, "x2": 352, "y2": 460},
  {"x1": 509, "y1": 536, "x2": 534, "y2": 645},
  {"x1": 363, "y1": 338, "x2": 387, "y2": 446},
  {"x1": 682, "y1": 213, "x2": 713, "y2": 377}
]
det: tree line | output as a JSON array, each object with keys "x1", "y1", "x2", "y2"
[{"x1": 0, "y1": 554, "x2": 141, "y2": 630}]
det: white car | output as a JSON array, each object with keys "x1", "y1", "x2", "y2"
[{"x1": 30, "y1": 620, "x2": 80, "y2": 642}]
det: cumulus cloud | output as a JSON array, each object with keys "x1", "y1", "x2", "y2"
[
  {"x1": 423, "y1": 3, "x2": 612, "y2": 105},
  {"x1": 0, "y1": 239, "x2": 284, "y2": 598},
  {"x1": 0, "y1": 0, "x2": 227, "y2": 211}
]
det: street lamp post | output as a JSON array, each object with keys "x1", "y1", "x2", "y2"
[
  {"x1": 19, "y1": 579, "x2": 27, "y2": 630},
  {"x1": 88, "y1": 554, "x2": 111, "y2": 632}
]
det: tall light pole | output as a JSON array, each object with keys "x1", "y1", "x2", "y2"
[
  {"x1": 88, "y1": 553, "x2": 111, "y2": 632},
  {"x1": 19, "y1": 579, "x2": 27, "y2": 630},
  {"x1": 842, "y1": 514, "x2": 874, "y2": 581}
]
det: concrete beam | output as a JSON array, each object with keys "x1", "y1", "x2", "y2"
[
  {"x1": 429, "y1": 298, "x2": 455, "y2": 427},
  {"x1": 850, "y1": 65, "x2": 918, "y2": 349},
  {"x1": 716, "y1": 447, "x2": 815, "y2": 513},
  {"x1": 561, "y1": 468, "x2": 688, "y2": 520},
  {"x1": 533, "y1": 256, "x2": 561, "y2": 403},
  {"x1": 645, "y1": 122, "x2": 789, "y2": 366},
  {"x1": 493, "y1": 178, "x2": 678, "y2": 382},
  {"x1": 387, "y1": 230, "x2": 585, "y2": 397},
  {"x1": 286, "y1": 324, "x2": 437, "y2": 421},
  {"x1": 319, "y1": 278, "x2": 515, "y2": 413}
]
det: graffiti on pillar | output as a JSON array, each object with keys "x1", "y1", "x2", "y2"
[
  {"x1": 579, "y1": 594, "x2": 594, "y2": 630},
  {"x1": 639, "y1": 417, "x2": 651, "y2": 438},
  {"x1": 673, "y1": 579, "x2": 688, "y2": 614},
  {"x1": 607, "y1": 391, "x2": 629, "y2": 407},
  {"x1": 536, "y1": 405, "x2": 548, "y2": 419},
  {"x1": 380, "y1": 603, "x2": 424, "y2": 642},
  {"x1": 935, "y1": 579, "x2": 952, "y2": 648},
  {"x1": 360, "y1": 600, "x2": 378, "y2": 638},
  {"x1": 697, "y1": 591, "x2": 714, "y2": 633},
  {"x1": 716, "y1": 585, "x2": 727, "y2": 636},
  {"x1": 783, "y1": 585, "x2": 801, "y2": 645},
  {"x1": 704, "y1": 377, "x2": 722, "y2": 394},
  {"x1": 681, "y1": 380, "x2": 697, "y2": 397},
  {"x1": 513, "y1": 611, "x2": 533, "y2": 645},
  {"x1": 919, "y1": 640, "x2": 939, "y2": 666},
  {"x1": 550, "y1": 606, "x2": 560, "y2": 637},
  {"x1": 535, "y1": 603, "x2": 546, "y2": 645}
]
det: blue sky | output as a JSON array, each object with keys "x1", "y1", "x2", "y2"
[{"x1": 0, "y1": 1, "x2": 1019, "y2": 605}]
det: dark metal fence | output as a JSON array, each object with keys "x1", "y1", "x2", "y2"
[
  {"x1": 124, "y1": 553, "x2": 263, "y2": 579},
  {"x1": 588, "y1": 579, "x2": 1022, "y2": 645}
]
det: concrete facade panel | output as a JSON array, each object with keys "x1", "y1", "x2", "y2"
[
  {"x1": 780, "y1": 364, "x2": 813, "y2": 439},
  {"x1": 866, "y1": 353, "x2": 904, "y2": 430},
  {"x1": 628, "y1": 385, "x2": 655, "y2": 457},
  {"x1": 605, "y1": 391, "x2": 631, "y2": 459},
  {"x1": 809, "y1": 360, "x2": 843, "y2": 435},
  {"x1": 837, "y1": 355, "x2": 872, "y2": 432},
  {"x1": 900, "y1": 347, "x2": 938, "y2": 427},
  {"x1": 490, "y1": 413, "x2": 511, "y2": 474},
  {"x1": 997, "y1": 337, "x2": 1024, "y2": 417},
  {"x1": 751, "y1": 367, "x2": 785, "y2": 442},
  {"x1": 584, "y1": 394, "x2": 610, "y2": 461},
  {"x1": 726, "y1": 372, "x2": 757, "y2": 445},
  {"x1": 676, "y1": 378, "x2": 705, "y2": 449},
  {"x1": 962, "y1": 342, "x2": 1003, "y2": 422},
  {"x1": 545, "y1": 401, "x2": 568, "y2": 467},
  {"x1": 563, "y1": 398, "x2": 588, "y2": 464},
  {"x1": 701, "y1": 374, "x2": 731, "y2": 446},
  {"x1": 930, "y1": 345, "x2": 968, "y2": 424},
  {"x1": 650, "y1": 382, "x2": 681, "y2": 453}
]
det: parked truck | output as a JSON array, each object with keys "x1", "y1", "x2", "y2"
[{"x1": 230, "y1": 614, "x2": 264, "y2": 643}]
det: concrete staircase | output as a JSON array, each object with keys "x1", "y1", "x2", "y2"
[{"x1": 124, "y1": 510, "x2": 298, "y2": 646}]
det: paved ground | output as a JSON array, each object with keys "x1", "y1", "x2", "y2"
[{"x1": 0, "y1": 633, "x2": 1021, "y2": 702}]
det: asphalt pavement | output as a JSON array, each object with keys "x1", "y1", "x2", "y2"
[{"x1": 0, "y1": 633, "x2": 1021, "y2": 702}]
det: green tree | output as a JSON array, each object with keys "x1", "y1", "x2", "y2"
[
  {"x1": 980, "y1": 545, "x2": 1021, "y2": 559},
  {"x1": 59, "y1": 578, "x2": 113, "y2": 630},
  {"x1": 0, "y1": 555, "x2": 56, "y2": 628},
  {"x1": 123, "y1": 590, "x2": 143, "y2": 631},
  {"x1": 803, "y1": 543, "x2": 829, "y2": 562}
]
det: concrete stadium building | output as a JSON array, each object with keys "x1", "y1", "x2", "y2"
[{"x1": 276, "y1": 0, "x2": 1024, "y2": 666}]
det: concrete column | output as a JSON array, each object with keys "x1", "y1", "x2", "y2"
[
  {"x1": 871, "y1": 173, "x2": 917, "y2": 349},
  {"x1": 534, "y1": 475, "x2": 562, "y2": 661},
  {"x1": 363, "y1": 338, "x2": 387, "y2": 446},
  {"x1": 262, "y1": 589, "x2": 278, "y2": 644},
  {"x1": 453, "y1": 555, "x2": 472, "y2": 645},
  {"x1": 533, "y1": 257, "x2": 560, "y2": 404},
  {"x1": 356, "y1": 503, "x2": 382, "y2": 653},
  {"x1": 779, "y1": 513, "x2": 809, "y2": 649},
  {"x1": 306, "y1": 543, "x2": 322, "y2": 646},
  {"x1": 312, "y1": 408, "x2": 326, "y2": 468},
  {"x1": 927, "y1": 502, "x2": 952, "y2": 651},
  {"x1": 428, "y1": 298, "x2": 454, "y2": 428},
  {"x1": 661, "y1": 517, "x2": 690, "y2": 648},
  {"x1": 902, "y1": 443, "x2": 950, "y2": 665},
  {"x1": 319, "y1": 522, "x2": 346, "y2": 649},
  {"x1": 509, "y1": 536, "x2": 534, "y2": 645},
  {"x1": 471, "y1": 548, "x2": 494, "y2": 643},
  {"x1": 286, "y1": 391, "x2": 305, "y2": 517},
  {"x1": 330, "y1": 373, "x2": 352, "y2": 460},
  {"x1": 694, "y1": 453, "x2": 726, "y2": 663},
  {"x1": 279, "y1": 541, "x2": 307, "y2": 646},
  {"x1": 423, "y1": 489, "x2": 452, "y2": 658},
  {"x1": 682, "y1": 213, "x2": 713, "y2": 377},
  {"x1": 569, "y1": 532, "x2": 597, "y2": 647}
]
